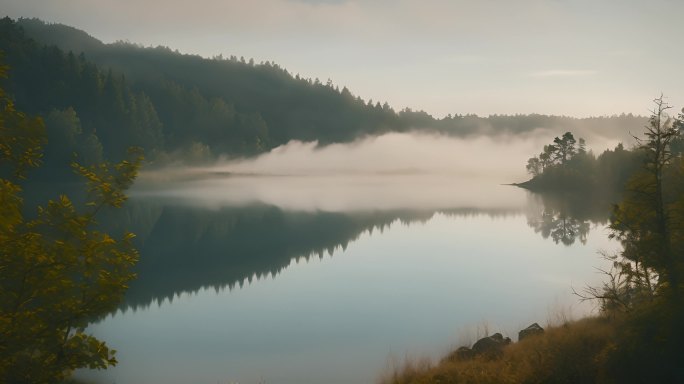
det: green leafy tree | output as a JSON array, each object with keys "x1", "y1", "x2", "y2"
[{"x1": 0, "y1": 60, "x2": 142, "y2": 383}]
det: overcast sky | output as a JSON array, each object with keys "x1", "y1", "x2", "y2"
[{"x1": 2, "y1": 0, "x2": 683, "y2": 117}]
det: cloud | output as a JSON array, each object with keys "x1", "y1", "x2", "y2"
[{"x1": 529, "y1": 69, "x2": 598, "y2": 78}]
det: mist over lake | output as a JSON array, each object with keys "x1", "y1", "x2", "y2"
[{"x1": 134, "y1": 132, "x2": 621, "y2": 211}]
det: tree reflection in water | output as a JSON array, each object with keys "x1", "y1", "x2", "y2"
[{"x1": 525, "y1": 191, "x2": 612, "y2": 246}]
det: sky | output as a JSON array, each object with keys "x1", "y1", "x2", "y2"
[{"x1": 1, "y1": 0, "x2": 683, "y2": 117}]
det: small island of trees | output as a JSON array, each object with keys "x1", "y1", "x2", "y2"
[{"x1": 520, "y1": 100, "x2": 684, "y2": 199}]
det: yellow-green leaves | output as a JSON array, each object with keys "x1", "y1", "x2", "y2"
[
  {"x1": 72, "y1": 147, "x2": 143, "y2": 209},
  {"x1": 0, "y1": 81, "x2": 46, "y2": 179},
  {"x1": 0, "y1": 59, "x2": 142, "y2": 383}
]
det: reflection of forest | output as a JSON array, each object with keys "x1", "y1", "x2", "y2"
[
  {"x1": 114, "y1": 202, "x2": 433, "y2": 309},
  {"x1": 27, "y1": 184, "x2": 615, "y2": 311},
  {"x1": 525, "y1": 191, "x2": 613, "y2": 246},
  {"x1": 107, "y1": 191, "x2": 614, "y2": 310},
  {"x1": 105, "y1": 199, "x2": 517, "y2": 310}
]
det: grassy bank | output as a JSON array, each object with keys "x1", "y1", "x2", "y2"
[
  {"x1": 379, "y1": 305, "x2": 684, "y2": 384},
  {"x1": 380, "y1": 316, "x2": 614, "y2": 384}
]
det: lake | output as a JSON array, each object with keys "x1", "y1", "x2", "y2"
[{"x1": 74, "y1": 171, "x2": 619, "y2": 384}]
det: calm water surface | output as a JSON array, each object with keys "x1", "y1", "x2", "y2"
[{"x1": 75, "y1": 174, "x2": 618, "y2": 384}]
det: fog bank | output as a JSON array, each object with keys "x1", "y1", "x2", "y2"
[
  {"x1": 135, "y1": 133, "x2": 568, "y2": 211},
  {"x1": 214, "y1": 132, "x2": 541, "y2": 179}
]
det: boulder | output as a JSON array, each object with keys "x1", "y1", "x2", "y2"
[
  {"x1": 471, "y1": 333, "x2": 511, "y2": 359},
  {"x1": 518, "y1": 323, "x2": 544, "y2": 341}
]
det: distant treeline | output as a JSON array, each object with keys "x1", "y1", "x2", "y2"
[{"x1": 0, "y1": 17, "x2": 647, "y2": 178}]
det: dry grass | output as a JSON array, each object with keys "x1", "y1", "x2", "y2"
[
  {"x1": 378, "y1": 316, "x2": 616, "y2": 384},
  {"x1": 381, "y1": 356, "x2": 435, "y2": 384}
]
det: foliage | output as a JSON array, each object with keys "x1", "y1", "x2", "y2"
[
  {"x1": 0, "y1": 59, "x2": 142, "y2": 382},
  {"x1": 524, "y1": 132, "x2": 598, "y2": 191},
  {"x1": 525, "y1": 132, "x2": 581, "y2": 176},
  {"x1": 553, "y1": 131, "x2": 577, "y2": 165},
  {"x1": 599, "y1": 298, "x2": 684, "y2": 383},
  {"x1": 0, "y1": 17, "x2": 161, "y2": 167},
  {"x1": 608, "y1": 96, "x2": 684, "y2": 303},
  {"x1": 0, "y1": 59, "x2": 45, "y2": 179},
  {"x1": 522, "y1": 132, "x2": 642, "y2": 196},
  {"x1": 571, "y1": 97, "x2": 684, "y2": 383}
]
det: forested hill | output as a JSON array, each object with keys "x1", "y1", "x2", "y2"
[{"x1": 0, "y1": 17, "x2": 647, "y2": 174}]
